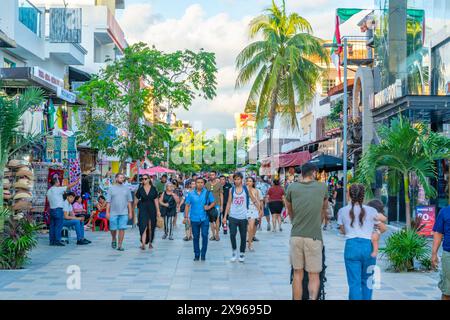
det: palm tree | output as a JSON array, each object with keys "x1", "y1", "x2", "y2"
[
  {"x1": 0, "y1": 88, "x2": 45, "y2": 231},
  {"x1": 235, "y1": 0, "x2": 329, "y2": 154},
  {"x1": 356, "y1": 116, "x2": 450, "y2": 229}
]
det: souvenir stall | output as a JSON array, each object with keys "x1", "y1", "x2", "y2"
[{"x1": 3, "y1": 159, "x2": 34, "y2": 221}]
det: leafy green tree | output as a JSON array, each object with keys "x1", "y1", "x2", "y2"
[
  {"x1": 77, "y1": 42, "x2": 217, "y2": 168},
  {"x1": 0, "y1": 88, "x2": 45, "y2": 231},
  {"x1": 356, "y1": 116, "x2": 450, "y2": 229},
  {"x1": 235, "y1": 0, "x2": 328, "y2": 154}
]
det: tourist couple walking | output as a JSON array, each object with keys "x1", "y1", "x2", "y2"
[
  {"x1": 184, "y1": 172, "x2": 262, "y2": 262},
  {"x1": 287, "y1": 163, "x2": 387, "y2": 300}
]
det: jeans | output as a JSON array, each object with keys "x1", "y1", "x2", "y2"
[
  {"x1": 344, "y1": 238, "x2": 377, "y2": 300},
  {"x1": 49, "y1": 208, "x2": 64, "y2": 244},
  {"x1": 191, "y1": 220, "x2": 209, "y2": 258},
  {"x1": 229, "y1": 217, "x2": 248, "y2": 253},
  {"x1": 63, "y1": 219, "x2": 85, "y2": 241}
]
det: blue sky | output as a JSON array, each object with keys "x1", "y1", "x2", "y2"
[{"x1": 117, "y1": 0, "x2": 374, "y2": 132}]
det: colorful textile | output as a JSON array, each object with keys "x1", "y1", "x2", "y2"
[{"x1": 69, "y1": 159, "x2": 81, "y2": 195}]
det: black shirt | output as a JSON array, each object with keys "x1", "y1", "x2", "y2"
[{"x1": 222, "y1": 182, "x2": 233, "y2": 209}]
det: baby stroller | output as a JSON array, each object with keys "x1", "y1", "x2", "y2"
[{"x1": 290, "y1": 246, "x2": 327, "y2": 300}]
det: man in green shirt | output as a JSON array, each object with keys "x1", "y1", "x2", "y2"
[
  {"x1": 285, "y1": 163, "x2": 329, "y2": 300},
  {"x1": 205, "y1": 171, "x2": 223, "y2": 241},
  {"x1": 154, "y1": 174, "x2": 168, "y2": 195}
]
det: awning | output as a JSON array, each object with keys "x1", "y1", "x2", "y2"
[
  {"x1": 139, "y1": 166, "x2": 176, "y2": 175},
  {"x1": 261, "y1": 151, "x2": 311, "y2": 169},
  {"x1": 0, "y1": 67, "x2": 84, "y2": 105}
]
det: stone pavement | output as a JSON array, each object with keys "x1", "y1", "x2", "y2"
[{"x1": 0, "y1": 216, "x2": 442, "y2": 300}]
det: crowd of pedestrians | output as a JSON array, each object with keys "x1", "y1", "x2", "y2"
[{"x1": 45, "y1": 164, "x2": 450, "y2": 301}]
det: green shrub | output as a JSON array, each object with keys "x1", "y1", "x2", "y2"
[
  {"x1": 380, "y1": 228, "x2": 430, "y2": 272},
  {"x1": 0, "y1": 208, "x2": 43, "y2": 269}
]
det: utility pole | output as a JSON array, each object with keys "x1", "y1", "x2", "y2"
[{"x1": 342, "y1": 37, "x2": 348, "y2": 207}]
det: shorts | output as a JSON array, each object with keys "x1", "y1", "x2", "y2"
[
  {"x1": 439, "y1": 251, "x2": 450, "y2": 296},
  {"x1": 98, "y1": 212, "x2": 106, "y2": 219},
  {"x1": 263, "y1": 205, "x2": 270, "y2": 216},
  {"x1": 247, "y1": 209, "x2": 259, "y2": 220},
  {"x1": 290, "y1": 236, "x2": 323, "y2": 273},
  {"x1": 109, "y1": 215, "x2": 128, "y2": 231},
  {"x1": 269, "y1": 201, "x2": 284, "y2": 214}
]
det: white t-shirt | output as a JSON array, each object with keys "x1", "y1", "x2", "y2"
[
  {"x1": 47, "y1": 186, "x2": 67, "y2": 209},
  {"x1": 249, "y1": 189, "x2": 263, "y2": 212},
  {"x1": 337, "y1": 204, "x2": 379, "y2": 240},
  {"x1": 229, "y1": 188, "x2": 248, "y2": 220},
  {"x1": 62, "y1": 200, "x2": 73, "y2": 216}
]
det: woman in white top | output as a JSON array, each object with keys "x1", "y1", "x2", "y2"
[
  {"x1": 245, "y1": 177, "x2": 263, "y2": 252},
  {"x1": 337, "y1": 184, "x2": 385, "y2": 300}
]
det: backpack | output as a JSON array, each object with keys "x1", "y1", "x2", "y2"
[{"x1": 231, "y1": 185, "x2": 250, "y2": 210}]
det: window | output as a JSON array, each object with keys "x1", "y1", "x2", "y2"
[
  {"x1": 322, "y1": 79, "x2": 336, "y2": 95},
  {"x1": 3, "y1": 59, "x2": 16, "y2": 68}
]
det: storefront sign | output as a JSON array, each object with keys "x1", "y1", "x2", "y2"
[
  {"x1": 32, "y1": 67, "x2": 64, "y2": 88},
  {"x1": 373, "y1": 79, "x2": 402, "y2": 109},
  {"x1": 415, "y1": 206, "x2": 436, "y2": 237},
  {"x1": 57, "y1": 87, "x2": 76, "y2": 103}
]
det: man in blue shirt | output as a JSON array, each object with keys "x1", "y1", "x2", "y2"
[
  {"x1": 185, "y1": 177, "x2": 216, "y2": 261},
  {"x1": 432, "y1": 206, "x2": 450, "y2": 300}
]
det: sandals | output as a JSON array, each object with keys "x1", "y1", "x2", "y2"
[
  {"x1": 209, "y1": 236, "x2": 215, "y2": 241},
  {"x1": 111, "y1": 241, "x2": 117, "y2": 249},
  {"x1": 140, "y1": 244, "x2": 146, "y2": 250}
]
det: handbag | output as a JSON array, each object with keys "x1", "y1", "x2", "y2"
[
  {"x1": 205, "y1": 190, "x2": 219, "y2": 222},
  {"x1": 157, "y1": 216, "x2": 164, "y2": 229}
]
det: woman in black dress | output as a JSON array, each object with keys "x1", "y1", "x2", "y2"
[
  {"x1": 159, "y1": 183, "x2": 179, "y2": 240},
  {"x1": 134, "y1": 174, "x2": 160, "y2": 250}
]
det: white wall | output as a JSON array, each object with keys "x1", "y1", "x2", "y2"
[{"x1": 0, "y1": 0, "x2": 17, "y2": 39}]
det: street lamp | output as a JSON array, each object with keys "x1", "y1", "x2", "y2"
[{"x1": 323, "y1": 38, "x2": 349, "y2": 206}]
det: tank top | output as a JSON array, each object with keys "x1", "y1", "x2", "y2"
[
  {"x1": 229, "y1": 188, "x2": 248, "y2": 220},
  {"x1": 248, "y1": 189, "x2": 261, "y2": 214}
]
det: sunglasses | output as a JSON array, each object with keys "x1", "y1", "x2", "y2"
[{"x1": 141, "y1": 178, "x2": 149, "y2": 181}]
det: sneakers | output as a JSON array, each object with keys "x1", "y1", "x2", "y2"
[
  {"x1": 162, "y1": 234, "x2": 167, "y2": 240},
  {"x1": 279, "y1": 226, "x2": 283, "y2": 232},
  {"x1": 267, "y1": 225, "x2": 271, "y2": 231},
  {"x1": 76, "y1": 239, "x2": 90, "y2": 245},
  {"x1": 230, "y1": 251, "x2": 237, "y2": 262},
  {"x1": 194, "y1": 256, "x2": 200, "y2": 261},
  {"x1": 53, "y1": 241, "x2": 65, "y2": 247},
  {"x1": 253, "y1": 237, "x2": 259, "y2": 242},
  {"x1": 201, "y1": 256, "x2": 206, "y2": 261},
  {"x1": 111, "y1": 241, "x2": 117, "y2": 249},
  {"x1": 117, "y1": 247, "x2": 125, "y2": 251},
  {"x1": 169, "y1": 236, "x2": 174, "y2": 240},
  {"x1": 238, "y1": 253, "x2": 245, "y2": 263}
]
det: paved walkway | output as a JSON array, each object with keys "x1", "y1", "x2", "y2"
[{"x1": 0, "y1": 217, "x2": 442, "y2": 300}]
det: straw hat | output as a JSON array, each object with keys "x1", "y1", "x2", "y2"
[
  {"x1": 13, "y1": 192, "x2": 32, "y2": 200},
  {"x1": 16, "y1": 168, "x2": 34, "y2": 179},
  {"x1": 13, "y1": 199, "x2": 32, "y2": 211},
  {"x1": 14, "y1": 179, "x2": 32, "y2": 190}
]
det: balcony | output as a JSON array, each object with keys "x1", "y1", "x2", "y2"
[
  {"x1": 18, "y1": 0, "x2": 42, "y2": 37},
  {"x1": 339, "y1": 36, "x2": 373, "y2": 66}
]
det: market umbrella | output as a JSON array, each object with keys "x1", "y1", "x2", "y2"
[
  {"x1": 143, "y1": 166, "x2": 176, "y2": 175},
  {"x1": 308, "y1": 154, "x2": 353, "y2": 172}
]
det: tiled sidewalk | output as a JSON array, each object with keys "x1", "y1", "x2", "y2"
[{"x1": 0, "y1": 217, "x2": 442, "y2": 300}]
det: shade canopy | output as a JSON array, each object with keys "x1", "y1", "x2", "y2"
[
  {"x1": 308, "y1": 154, "x2": 353, "y2": 172},
  {"x1": 261, "y1": 151, "x2": 311, "y2": 169},
  {"x1": 139, "y1": 166, "x2": 176, "y2": 175}
]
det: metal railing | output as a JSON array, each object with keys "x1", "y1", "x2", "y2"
[
  {"x1": 18, "y1": 0, "x2": 42, "y2": 37},
  {"x1": 339, "y1": 36, "x2": 373, "y2": 65}
]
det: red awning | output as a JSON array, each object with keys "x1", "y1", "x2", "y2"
[{"x1": 261, "y1": 151, "x2": 311, "y2": 169}]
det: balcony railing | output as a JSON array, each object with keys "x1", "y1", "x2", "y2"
[
  {"x1": 340, "y1": 36, "x2": 373, "y2": 66},
  {"x1": 18, "y1": 0, "x2": 42, "y2": 37}
]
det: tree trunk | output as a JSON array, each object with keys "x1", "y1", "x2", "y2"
[
  {"x1": 404, "y1": 173, "x2": 411, "y2": 230},
  {"x1": 268, "y1": 89, "x2": 278, "y2": 157}
]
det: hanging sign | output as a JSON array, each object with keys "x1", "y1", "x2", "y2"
[{"x1": 57, "y1": 87, "x2": 77, "y2": 103}]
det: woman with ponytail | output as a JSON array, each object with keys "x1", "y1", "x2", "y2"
[{"x1": 337, "y1": 184, "x2": 385, "y2": 300}]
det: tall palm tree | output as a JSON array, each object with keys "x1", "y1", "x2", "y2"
[
  {"x1": 0, "y1": 88, "x2": 45, "y2": 231},
  {"x1": 235, "y1": 0, "x2": 329, "y2": 155},
  {"x1": 356, "y1": 116, "x2": 450, "y2": 230}
]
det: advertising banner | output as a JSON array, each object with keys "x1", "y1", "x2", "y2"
[{"x1": 415, "y1": 206, "x2": 436, "y2": 237}]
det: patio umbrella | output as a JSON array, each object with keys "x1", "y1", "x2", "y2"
[
  {"x1": 308, "y1": 154, "x2": 353, "y2": 172},
  {"x1": 145, "y1": 166, "x2": 176, "y2": 175}
]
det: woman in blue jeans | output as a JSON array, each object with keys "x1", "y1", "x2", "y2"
[{"x1": 337, "y1": 184, "x2": 385, "y2": 300}]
